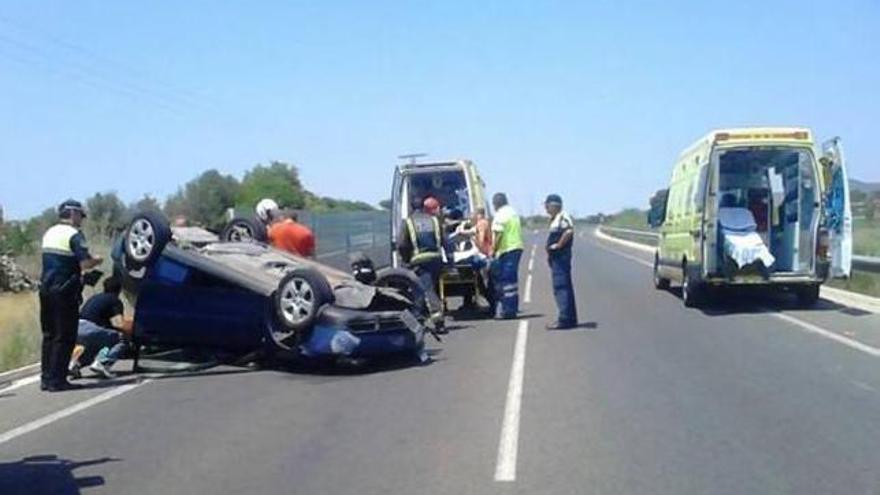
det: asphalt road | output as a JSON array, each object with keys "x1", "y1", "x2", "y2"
[{"x1": 2, "y1": 231, "x2": 880, "y2": 494}]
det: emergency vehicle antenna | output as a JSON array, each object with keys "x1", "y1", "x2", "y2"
[{"x1": 398, "y1": 153, "x2": 428, "y2": 165}]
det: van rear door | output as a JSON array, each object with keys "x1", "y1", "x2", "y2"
[
  {"x1": 820, "y1": 137, "x2": 853, "y2": 278},
  {"x1": 390, "y1": 166, "x2": 404, "y2": 267}
]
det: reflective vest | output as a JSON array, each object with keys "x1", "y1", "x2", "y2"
[
  {"x1": 547, "y1": 210, "x2": 575, "y2": 257},
  {"x1": 405, "y1": 213, "x2": 442, "y2": 265},
  {"x1": 40, "y1": 223, "x2": 84, "y2": 292}
]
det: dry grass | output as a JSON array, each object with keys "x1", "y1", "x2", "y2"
[
  {"x1": 0, "y1": 292, "x2": 41, "y2": 372},
  {"x1": 0, "y1": 235, "x2": 118, "y2": 372}
]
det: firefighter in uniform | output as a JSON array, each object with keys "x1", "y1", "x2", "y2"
[
  {"x1": 397, "y1": 197, "x2": 447, "y2": 333},
  {"x1": 39, "y1": 199, "x2": 102, "y2": 391},
  {"x1": 544, "y1": 194, "x2": 578, "y2": 329}
]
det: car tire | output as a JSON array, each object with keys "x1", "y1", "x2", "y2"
[
  {"x1": 682, "y1": 263, "x2": 704, "y2": 308},
  {"x1": 653, "y1": 254, "x2": 670, "y2": 290},
  {"x1": 796, "y1": 284, "x2": 821, "y2": 307},
  {"x1": 124, "y1": 211, "x2": 172, "y2": 269},
  {"x1": 273, "y1": 268, "x2": 334, "y2": 341},
  {"x1": 221, "y1": 217, "x2": 268, "y2": 243},
  {"x1": 374, "y1": 267, "x2": 429, "y2": 318}
]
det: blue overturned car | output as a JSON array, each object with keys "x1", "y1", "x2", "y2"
[{"x1": 116, "y1": 212, "x2": 432, "y2": 366}]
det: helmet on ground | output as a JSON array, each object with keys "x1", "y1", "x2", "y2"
[{"x1": 256, "y1": 198, "x2": 280, "y2": 223}]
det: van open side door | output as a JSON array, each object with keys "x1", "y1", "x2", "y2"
[
  {"x1": 390, "y1": 167, "x2": 403, "y2": 268},
  {"x1": 820, "y1": 137, "x2": 853, "y2": 278}
]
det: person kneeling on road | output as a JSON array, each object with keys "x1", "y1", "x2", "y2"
[
  {"x1": 70, "y1": 276, "x2": 132, "y2": 380},
  {"x1": 397, "y1": 197, "x2": 447, "y2": 333}
]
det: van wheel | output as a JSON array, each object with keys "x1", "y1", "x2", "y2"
[
  {"x1": 796, "y1": 284, "x2": 821, "y2": 307},
  {"x1": 653, "y1": 255, "x2": 670, "y2": 290},
  {"x1": 682, "y1": 264, "x2": 704, "y2": 308}
]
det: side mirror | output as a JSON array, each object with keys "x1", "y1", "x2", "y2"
[
  {"x1": 648, "y1": 188, "x2": 669, "y2": 228},
  {"x1": 647, "y1": 209, "x2": 664, "y2": 229}
]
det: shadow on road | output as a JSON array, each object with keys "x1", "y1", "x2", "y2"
[
  {"x1": 277, "y1": 350, "x2": 438, "y2": 377},
  {"x1": 664, "y1": 287, "x2": 873, "y2": 317},
  {"x1": 546, "y1": 322, "x2": 599, "y2": 331},
  {"x1": 0, "y1": 455, "x2": 120, "y2": 495}
]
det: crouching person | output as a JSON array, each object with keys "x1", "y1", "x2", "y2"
[{"x1": 70, "y1": 276, "x2": 132, "y2": 379}]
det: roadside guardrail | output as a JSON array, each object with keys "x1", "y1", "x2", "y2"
[{"x1": 598, "y1": 225, "x2": 880, "y2": 274}]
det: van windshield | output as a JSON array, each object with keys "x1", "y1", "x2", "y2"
[{"x1": 406, "y1": 170, "x2": 470, "y2": 217}]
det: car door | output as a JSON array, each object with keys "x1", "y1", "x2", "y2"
[{"x1": 820, "y1": 137, "x2": 853, "y2": 278}]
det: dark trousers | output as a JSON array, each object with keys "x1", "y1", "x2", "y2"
[
  {"x1": 492, "y1": 249, "x2": 522, "y2": 318},
  {"x1": 39, "y1": 289, "x2": 80, "y2": 386},
  {"x1": 412, "y1": 258, "x2": 443, "y2": 317},
  {"x1": 549, "y1": 252, "x2": 578, "y2": 326}
]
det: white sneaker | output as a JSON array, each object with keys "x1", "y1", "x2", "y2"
[{"x1": 89, "y1": 360, "x2": 117, "y2": 379}]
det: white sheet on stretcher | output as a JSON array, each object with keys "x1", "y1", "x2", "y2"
[{"x1": 718, "y1": 207, "x2": 776, "y2": 269}]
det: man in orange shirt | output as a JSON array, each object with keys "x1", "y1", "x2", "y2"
[{"x1": 255, "y1": 198, "x2": 316, "y2": 257}]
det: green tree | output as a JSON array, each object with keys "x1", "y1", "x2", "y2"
[
  {"x1": 164, "y1": 170, "x2": 240, "y2": 231},
  {"x1": 237, "y1": 161, "x2": 307, "y2": 210},
  {"x1": 131, "y1": 194, "x2": 162, "y2": 213},
  {"x1": 85, "y1": 191, "x2": 127, "y2": 237},
  {"x1": 378, "y1": 199, "x2": 392, "y2": 210},
  {"x1": 866, "y1": 191, "x2": 880, "y2": 221},
  {"x1": 851, "y1": 189, "x2": 867, "y2": 204}
]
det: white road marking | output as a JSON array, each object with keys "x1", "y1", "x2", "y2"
[
  {"x1": 772, "y1": 313, "x2": 880, "y2": 357},
  {"x1": 590, "y1": 240, "x2": 653, "y2": 268},
  {"x1": 523, "y1": 274, "x2": 533, "y2": 304},
  {"x1": 0, "y1": 379, "x2": 150, "y2": 446},
  {"x1": 1, "y1": 374, "x2": 41, "y2": 393},
  {"x1": 593, "y1": 232, "x2": 880, "y2": 359},
  {"x1": 527, "y1": 256, "x2": 535, "y2": 273},
  {"x1": 850, "y1": 380, "x2": 876, "y2": 393},
  {"x1": 495, "y1": 320, "x2": 529, "y2": 482}
]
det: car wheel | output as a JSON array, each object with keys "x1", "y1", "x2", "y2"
[
  {"x1": 374, "y1": 267, "x2": 429, "y2": 318},
  {"x1": 796, "y1": 284, "x2": 821, "y2": 307},
  {"x1": 124, "y1": 211, "x2": 171, "y2": 268},
  {"x1": 273, "y1": 268, "x2": 334, "y2": 345},
  {"x1": 653, "y1": 255, "x2": 670, "y2": 290},
  {"x1": 682, "y1": 263, "x2": 703, "y2": 308},
  {"x1": 221, "y1": 217, "x2": 268, "y2": 243}
]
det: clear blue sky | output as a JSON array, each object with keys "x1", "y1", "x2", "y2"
[{"x1": 1, "y1": 0, "x2": 878, "y2": 220}]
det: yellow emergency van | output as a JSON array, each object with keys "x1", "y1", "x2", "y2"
[{"x1": 648, "y1": 127, "x2": 852, "y2": 307}]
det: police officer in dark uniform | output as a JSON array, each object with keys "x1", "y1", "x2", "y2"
[
  {"x1": 39, "y1": 199, "x2": 102, "y2": 391},
  {"x1": 544, "y1": 194, "x2": 578, "y2": 330},
  {"x1": 397, "y1": 197, "x2": 447, "y2": 333}
]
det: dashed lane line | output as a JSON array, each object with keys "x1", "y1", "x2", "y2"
[
  {"x1": 523, "y1": 274, "x2": 533, "y2": 304},
  {"x1": 494, "y1": 320, "x2": 529, "y2": 482}
]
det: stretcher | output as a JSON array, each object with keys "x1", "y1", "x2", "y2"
[
  {"x1": 438, "y1": 247, "x2": 486, "y2": 311},
  {"x1": 718, "y1": 207, "x2": 776, "y2": 269}
]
